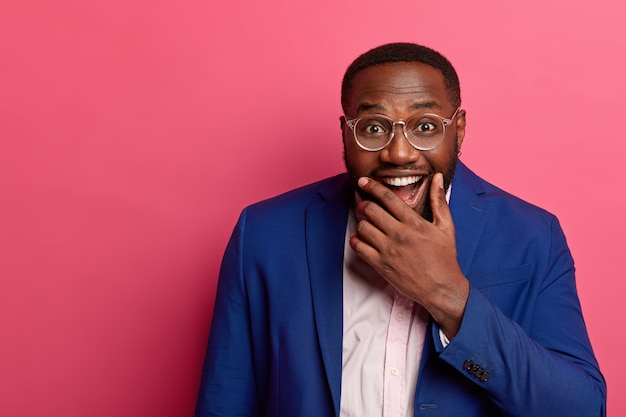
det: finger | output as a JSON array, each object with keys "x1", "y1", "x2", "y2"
[
  {"x1": 357, "y1": 177, "x2": 412, "y2": 221},
  {"x1": 353, "y1": 217, "x2": 387, "y2": 249},
  {"x1": 349, "y1": 232, "x2": 382, "y2": 265},
  {"x1": 354, "y1": 197, "x2": 397, "y2": 235},
  {"x1": 430, "y1": 172, "x2": 453, "y2": 229}
]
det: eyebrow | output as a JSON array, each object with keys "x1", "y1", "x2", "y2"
[
  {"x1": 355, "y1": 101, "x2": 441, "y2": 115},
  {"x1": 409, "y1": 102, "x2": 441, "y2": 111}
]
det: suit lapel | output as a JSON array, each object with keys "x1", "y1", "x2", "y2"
[
  {"x1": 449, "y1": 162, "x2": 489, "y2": 274},
  {"x1": 305, "y1": 174, "x2": 351, "y2": 416},
  {"x1": 416, "y1": 163, "x2": 489, "y2": 399}
]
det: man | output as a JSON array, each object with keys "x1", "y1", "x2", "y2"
[{"x1": 195, "y1": 43, "x2": 606, "y2": 416}]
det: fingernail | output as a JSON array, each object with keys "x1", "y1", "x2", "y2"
[{"x1": 358, "y1": 177, "x2": 369, "y2": 187}]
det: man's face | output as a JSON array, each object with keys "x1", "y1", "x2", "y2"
[{"x1": 342, "y1": 61, "x2": 466, "y2": 221}]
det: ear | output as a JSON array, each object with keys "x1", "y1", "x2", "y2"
[
  {"x1": 339, "y1": 115, "x2": 347, "y2": 145},
  {"x1": 455, "y1": 109, "x2": 467, "y2": 149}
]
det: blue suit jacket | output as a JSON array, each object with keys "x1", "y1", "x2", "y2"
[{"x1": 196, "y1": 162, "x2": 606, "y2": 416}]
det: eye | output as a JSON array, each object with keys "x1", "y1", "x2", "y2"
[
  {"x1": 364, "y1": 124, "x2": 386, "y2": 134},
  {"x1": 416, "y1": 122, "x2": 437, "y2": 132},
  {"x1": 357, "y1": 117, "x2": 389, "y2": 137},
  {"x1": 408, "y1": 117, "x2": 442, "y2": 137}
]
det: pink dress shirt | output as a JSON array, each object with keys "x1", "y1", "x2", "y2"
[
  {"x1": 340, "y1": 210, "x2": 429, "y2": 417},
  {"x1": 340, "y1": 188, "x2": 451, "y2": 417}
]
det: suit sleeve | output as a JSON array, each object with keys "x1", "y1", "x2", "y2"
[
  {"x1": 195, "y1": 210, "x2": 261, "y2": 417},
  {"x1": 433, "y1": 216, "x2": 606, "y2": 417}
]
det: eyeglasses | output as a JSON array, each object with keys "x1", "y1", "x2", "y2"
[{"x1": 345, "y1": 108, "x2": 460, "y2": 152}]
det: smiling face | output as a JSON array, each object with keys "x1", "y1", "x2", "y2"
[{"x1": 342, "y1": 61, "x2": 466, "y2": 221}]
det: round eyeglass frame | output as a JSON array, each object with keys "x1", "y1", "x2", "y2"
[{"x1": 344, "y1": 108, "x2": 460, "y2": 152}]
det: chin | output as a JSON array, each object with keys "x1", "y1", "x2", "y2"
[
  {"x1": 343, "y1": 139, "x2": 460, "y2": 223},
  {"x1": 419, "y1": 202, "x2": 434, "y2": 222}
]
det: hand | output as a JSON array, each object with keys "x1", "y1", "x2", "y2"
[{"x1": 349, "y1": 173, "x2": 469, "y2": 339}]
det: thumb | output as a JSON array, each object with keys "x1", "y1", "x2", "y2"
[{"x1": 430, "y1": 173, "x2": 452, "y2": 227}]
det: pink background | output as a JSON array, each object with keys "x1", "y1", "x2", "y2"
[{"x1": 1, "y1": 0, "x2": 623, "y2": 415}]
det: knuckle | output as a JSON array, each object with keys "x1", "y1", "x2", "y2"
[
  {"x1": 361, "y1": 201, "x2": 378, "y2": 217},
  {"x1": 388, "y1": 227, "x2": 406, "y2": 242},
  {"x1": 379, "y1": 187, "x2": 396, "y2": 202}
]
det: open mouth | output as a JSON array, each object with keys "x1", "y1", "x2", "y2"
[{"x1": 380, "y1": 175, "x2": 427, "y2": 208}]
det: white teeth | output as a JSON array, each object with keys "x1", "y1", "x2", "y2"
[{"x1": 383, "y1": 176, "x2": 422, "y2": 187}]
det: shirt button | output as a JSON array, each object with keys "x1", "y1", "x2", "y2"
[
  {"x1": 396, "y1": 313, "x2": 404, "y2": 321},
  {"x1": 391, "y1": 368, "x2": 399, "y2": 376}
]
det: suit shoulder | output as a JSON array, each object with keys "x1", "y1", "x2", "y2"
[
  {"x1": 456, "y1": 163, "x2": 559, "y2": 227},
  {"x1": 229, "y1": 173, "x2": 350, "y2": 253},
  {"x1": 244, "y1": 173, "x2": 349, "y2": 217},
  {"x1": 486, "y1": 180, "x2": 552, "y2": 217}
]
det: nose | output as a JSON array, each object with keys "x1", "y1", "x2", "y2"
[{"x1": 380, "y1": 122, "x2": 420, "y2": 165}]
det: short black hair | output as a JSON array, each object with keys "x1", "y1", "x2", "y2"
[{"x1": 341, "y1": 42, "x2": 461, "y2": 112}]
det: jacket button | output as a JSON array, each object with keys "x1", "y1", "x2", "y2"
[{"x1": 463, "y1": 359, "x2": 491, "y2": 381}]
